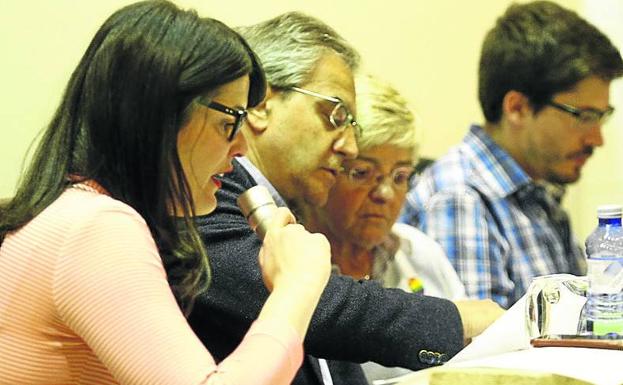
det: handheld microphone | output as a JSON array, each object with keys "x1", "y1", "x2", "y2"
[{"x1": 237, "y1": 185, "x2": 277, "y2": 241}]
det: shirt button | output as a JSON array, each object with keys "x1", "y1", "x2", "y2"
[
  {"x1": 432, "y1": 352, "x2": 442, "y2": 365},
  {"x1": 427, "y1": 352, "x2": 436, "y2": 365},
  {"x1": 425, "y1": 351, "x2": 434, "y2": 364},
  {"x1": 418, "y1": 349, "x2": 428, "y2": 364}
]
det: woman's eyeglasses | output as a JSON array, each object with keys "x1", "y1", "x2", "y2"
[
  {"x1": 199, "y1": 99, "x2": 248, "y2": 141},
  {"x1": 342, "y1": 159, "x2": 415, "y2": 191}
]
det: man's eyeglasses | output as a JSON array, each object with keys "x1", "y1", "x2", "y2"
[
  {"x1": 290, "y1": 87, "x2": 360, "y2": 137},
  {"x1": 342, "y1": 159, "x2": 415, "y2": 191},
  {"x1": 547, "y1": 100, "x2": 614, "y2": 127},
  {"x1": 199, "y1": 99, "x2": 248, "y2": 141}
]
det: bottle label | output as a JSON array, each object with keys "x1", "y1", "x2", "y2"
[
  {"x1": 588, "y1": 257, "x2": 623, "y2": 294},
  {"x1": 593, "y1": 319, "x2": 623, "y2": 336}
]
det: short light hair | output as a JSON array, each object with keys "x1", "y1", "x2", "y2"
[
  {"x1": 236, "y1": 12, "x2": 360, "y2": 89},
  {"x1": 355, "y1": 73, "x2": 418, "y2": 161}
]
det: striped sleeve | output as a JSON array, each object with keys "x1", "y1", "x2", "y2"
[{"x1": 53, "y1": 198, "x2": 302, "y2": 385}]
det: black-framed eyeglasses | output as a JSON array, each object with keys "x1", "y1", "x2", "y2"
[
  {"x1": 547, "y1": 100, "x2": 614, "y2": 127},
  {"x1": 198, "y1": 99, "x2": 248, "y2": 141},
  {"x1": 290, "y1": 87, "x2": 361, "y2": 137},
  {"x1": 341, "y1": 158, "x2": 415, "y2": 191}
]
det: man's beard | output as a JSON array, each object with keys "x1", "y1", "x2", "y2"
[{"x1": 545, "y1": 146, "x2": 594, "y2": 184}]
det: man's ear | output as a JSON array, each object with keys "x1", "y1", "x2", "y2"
[
  {"x1": 502, "y1": 90, "x2": 532, "y2": 127},
  {"x1": 247, "y1": 86, "x2": 274, "y2": 134}
]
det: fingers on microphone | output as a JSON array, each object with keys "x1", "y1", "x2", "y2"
[{"x1": 270, "y1": 207, "x2": 296, "y2": 227}]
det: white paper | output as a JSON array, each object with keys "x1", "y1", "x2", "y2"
[
  {"x1": 449, "y1": 296, "x2": 531, "y2": 363},
  {"x1": 393, "y1": 282, "x2": 622, "y2": 385}
]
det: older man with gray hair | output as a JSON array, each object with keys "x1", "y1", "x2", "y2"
[{"x1": 170, "y1": 12, "x2": 502, "y2": 385}]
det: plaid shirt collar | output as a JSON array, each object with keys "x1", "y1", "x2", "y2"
[{"x1": 464, "y1": 124, "x2": 533, "y2": 199}]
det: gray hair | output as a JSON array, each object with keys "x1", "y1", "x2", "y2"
[
  {"x1": 355, "y1": 73, "x2": 419, "y2": 161},
  {"x1": 236, "y1": 12, "x2": 360, "y2": 89}
]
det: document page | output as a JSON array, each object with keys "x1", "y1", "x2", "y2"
[{"x1": 449, "y1": 296, "x2": 531, "y2": 363}]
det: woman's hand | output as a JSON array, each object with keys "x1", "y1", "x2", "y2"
[
  {"x1": 256, "y1": 207, "x2": 332, "y2": 336},
  {"x1": 258, "y1": 207, "x2": 331, "y2": 293}
]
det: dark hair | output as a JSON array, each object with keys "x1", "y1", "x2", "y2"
[
  {"x1": 479, "y1": 1, "x2": 623, "y2": 123},
  {"x1": 0, "y1": 0, "x2": 266, "y2": 312}
]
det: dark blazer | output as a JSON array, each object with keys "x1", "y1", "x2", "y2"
[{"x1": 180, "y1": 159, "x2": 464, "y2": 385}]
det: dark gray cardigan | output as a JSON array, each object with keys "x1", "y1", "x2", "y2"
[{"x1": 177, "y1": 159, "x2": 464, "y2": 385}]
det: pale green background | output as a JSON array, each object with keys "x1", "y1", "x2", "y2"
[{"x1": 1, "y1": 0, "x2": 621, "y2": 242}]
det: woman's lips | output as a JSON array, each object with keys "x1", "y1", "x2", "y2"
[{"x1": 211, "y1": 175, "x2": 222, "y2": 189}]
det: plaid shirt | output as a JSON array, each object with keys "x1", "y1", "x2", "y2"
[{"x1": 400, "y1": 125, "x2": 585, "y2": 308}]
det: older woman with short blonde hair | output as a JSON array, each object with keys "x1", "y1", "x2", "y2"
[{"x1": 306, "y1": 73, "x2": 465, "y2": 299}]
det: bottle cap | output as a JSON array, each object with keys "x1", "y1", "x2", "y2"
[{"x1": 597, "y1": 204, "x2": 622, "y2": 219}]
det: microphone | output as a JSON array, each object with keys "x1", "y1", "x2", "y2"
[{"x1": 237, "y1": 185, "x2": 277, "y2": 241}]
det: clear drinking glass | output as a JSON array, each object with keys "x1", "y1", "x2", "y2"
[{"x1": 525, "y1": 274, "x2": 588, "y2": 338}]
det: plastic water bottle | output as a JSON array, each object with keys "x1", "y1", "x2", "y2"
[{"x1": 582, "y1": 205, "x2": 623, "y2": 336}]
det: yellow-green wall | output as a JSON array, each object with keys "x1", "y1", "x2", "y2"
[{"x1": 1, "y1": 0, "x2": 621, "y2": 243}]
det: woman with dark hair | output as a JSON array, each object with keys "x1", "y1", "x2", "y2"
[{"x1": 0, "y1": 1, "x2": 331, "y2": 384}]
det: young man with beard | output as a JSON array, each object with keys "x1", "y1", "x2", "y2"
[{"x1": 401, "y1": 1, "x2": 623, "y2": 309}]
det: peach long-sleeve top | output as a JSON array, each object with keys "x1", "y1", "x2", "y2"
[{"x1": 0, "y1": 183, "x2": 303, "y2": 385}]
